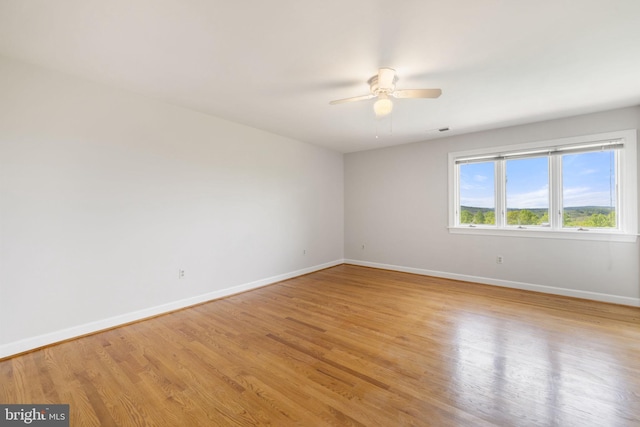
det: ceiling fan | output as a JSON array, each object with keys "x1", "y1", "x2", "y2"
[{"x1": 329, "y1": 67, "x2": 442, "y2": 118}]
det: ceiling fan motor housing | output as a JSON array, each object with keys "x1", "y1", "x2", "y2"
[{"x1": 368, "y1": 74, "x2": 398, "y2": 95}]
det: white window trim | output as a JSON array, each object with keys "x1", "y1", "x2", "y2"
[{"x1": 448, "y1": 129, "x2": 638, "y2": 243}]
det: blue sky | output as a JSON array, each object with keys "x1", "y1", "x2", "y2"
[
  {"x1": 459, "y1": 162, "x2": 495, "y2": 208},
  {"x1": 460, "y1": 151, "x2": 615, "y2": 208}
]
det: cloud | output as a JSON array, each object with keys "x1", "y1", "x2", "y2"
[
  {"x1": 579, "y1": 168, "x2": 598, "y2": 175},
  {"x1": 460, "y1": 173, "x2": 492, "y2": 191},
  {"x1": 506, "y1": 186, "x2": 549, "y2": 209},
  {"x1": 462, "y1": 185, "x2": 614, "y2": 209},
  {"x1": 460, "y1": 195, "x2": 494, "y2": 209},
  {"x1": 563, "y1": 186, "x2": 615, "y2": 207}
]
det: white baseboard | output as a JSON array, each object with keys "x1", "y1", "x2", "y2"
[
  {"x1": 5, "y1": 258, "x2": 636, "y2": 359},
  {"x1": 345, "y1": 259, "x2": 640, "y2": 307},
  {"x1": 0, "y1": 260, "x2": 343, "y2": 359}
]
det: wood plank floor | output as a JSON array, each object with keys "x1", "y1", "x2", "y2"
[{"x1": 2, "y1": 264, "x2": 640, "y2": 426}]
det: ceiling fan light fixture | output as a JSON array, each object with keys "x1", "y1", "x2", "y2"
[{"x1": 373, "y1": 93, "x2": 393, "y2": 117}]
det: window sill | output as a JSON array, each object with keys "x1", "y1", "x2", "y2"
[{"x1": 448, "y1": 226, "x2": 638, "y2": 243}]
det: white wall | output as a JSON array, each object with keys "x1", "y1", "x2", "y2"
[
  {"x1": 0, "y1": 56, "x2": 344, "y2": 357},
  {"x1": 345, "y1": 107, "x2": 640, "y2": 305}
]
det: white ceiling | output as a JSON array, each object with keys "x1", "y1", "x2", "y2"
[{"x1": 1, "y1": 1, "x2": 640, "y2": 153}]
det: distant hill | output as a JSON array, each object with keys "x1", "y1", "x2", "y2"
[{"x1": 563, "y1": 206, "x2": 614, "y2": 216}]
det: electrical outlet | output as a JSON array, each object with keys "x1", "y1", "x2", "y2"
[
  {"x1": 496, "y1": 256, "x2": 504, "y2": 264},
  {"x1": 178, "y1": 269, "x2": 185, "y2": 279}
]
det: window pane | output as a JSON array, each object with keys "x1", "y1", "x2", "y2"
[
  {"x1": 459, "y1": 162, "x2": 495, "y2": 225},
  {"x1": 506, "y1": 157, "x2": 549, "y2": 226},
  {"x1": 562, "y1": 150, "x2": 616, "y2": 228}
]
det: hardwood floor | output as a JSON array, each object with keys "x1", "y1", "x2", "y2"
[{"x1": 2, "y1": 264, "x2": 640, "y2": 426}]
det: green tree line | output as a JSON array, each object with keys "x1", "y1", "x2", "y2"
[{"x1": 460, "y1": 208, "x2": 615, "y2": 228}]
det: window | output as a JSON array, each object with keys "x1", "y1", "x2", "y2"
[
  {"x1": 448, "y1": 130, "x2": 637, "y2": 241},
  {"x1": 506, "y1": 156, "x2": 549, "y2": 227},
  {"x1": 459, "y1": 161, "x2": 495, "y2": 225},
  {"x1": 562, "y1": 150, "x2": 616, "y2": 229}
]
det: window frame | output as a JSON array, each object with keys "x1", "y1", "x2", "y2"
[{"x1": 448, "y1": 130, "x2": 638, "y2": 242}]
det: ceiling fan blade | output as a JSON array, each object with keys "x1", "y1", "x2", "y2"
[
  {"x1": 393, "y1": 88, "x2": 442, "y2": 99},
  {"x1": 377, "y1": 68, "x2": 396, "y2": 89},
  {"x1": 329, "y1": 94, "x2": 375, "y2": 105}
]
